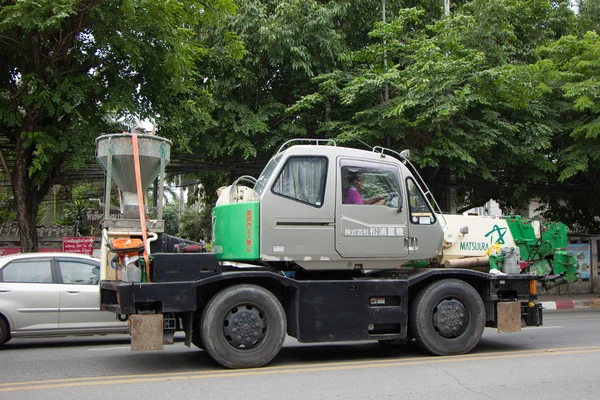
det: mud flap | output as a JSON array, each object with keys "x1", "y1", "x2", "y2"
[
  {"x1": 497, "y1": 301, "x2": 521, "y2": 333},
  {"x1": 130, "y1": 314, "x2": 164, "y2": 351}
]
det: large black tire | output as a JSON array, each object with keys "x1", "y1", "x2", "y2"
[
  {"x1": 0, "y1": 314, "x2": 10, "y2": 347},
  {"x1": 409, "y1": 279, "x2": 485, "y2": 356},
  {"x1": 201, "y1": 284, "x2": 286, "y2": 369}
]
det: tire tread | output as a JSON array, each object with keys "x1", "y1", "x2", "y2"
[
  {"x1": 201, "y1": 284, "x2": 286, "y2": 369},
  {"x1": 409, "y1": 279, "x2": 485, "y2": 356}
]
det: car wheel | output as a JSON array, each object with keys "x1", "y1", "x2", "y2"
[
  {"x1": 201, "y1": 284, "x2": 286, "y2": 369},
  {"x1": 0, "y1": 314, "x2": 11, "y2": 347},
  {"x1": 409, "y1": 279, "x2": 485, "y2": 356}
]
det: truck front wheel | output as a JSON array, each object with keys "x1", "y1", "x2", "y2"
[
  {"x1": 409, "y1": 279, "x2": 485, "y2": 356},
  {"x1": 201, "y1": 284, "x2": 286, "y2": 369}
]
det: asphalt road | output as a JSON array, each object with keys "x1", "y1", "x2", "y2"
[{"x1": 1, "y1": 309, "x2": 599, "y2": 400}]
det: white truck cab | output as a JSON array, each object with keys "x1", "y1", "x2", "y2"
[{"x1": 213, "y1": 141, "x2": 444, "y2": 270}]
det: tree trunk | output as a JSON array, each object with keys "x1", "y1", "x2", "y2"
[
  {"x1": 12, "y1": 143, "x2": 37, "y2": 252},
  {"x1": 11, "y1": 137, "x2": 51, "y2": 253}
]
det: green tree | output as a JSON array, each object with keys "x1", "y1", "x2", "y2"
[
  {"x1": 183, "y1": 170, "x2": 231, "y2": 241},
  {"x1": 162, "y1": 204, "x2": 180, "y2": 236},
  {"x1": 531, "y1": 32, "x2": 600, "y2": 232},
  {"x1": 290, "y1": 0, "x2": 579, "y2": 214},
  {"x1": 179, "y1": 207, "x2": 208, "y2": 243},
  {"x1": 577, "y1": 0, "x2": 600, "y2": 36},
  {"x1": 0, "y1": 0, "x2": 239, "y2": 251},
  {"x1": 164, "y1": 1, "x2": 479, "y2": 211},
  {"x1": 56, "y1": 183, "x2": 98, "y2": 236},
  {"x1": 160, "y1": 0, "x2": 360, "y2": 215},
  {"x1": 167, "y1": 0, "x2": 597, "y2": 232},
  {"x1": 538, "y1": 32, "x2": 600, "y2": 182},
  {"x1": 184, "y1": 0, "x2": 350, "y2": 159}
]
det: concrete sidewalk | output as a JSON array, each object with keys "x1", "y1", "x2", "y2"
[{"x1": 537, "y1": 293, "x2": 600, "y2": 310}]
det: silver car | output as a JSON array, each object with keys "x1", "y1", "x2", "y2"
[{"x1": 0, "y1": 252, "x2": 129, "y2": 347}]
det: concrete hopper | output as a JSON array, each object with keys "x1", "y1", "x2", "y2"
[{"x1": 96, "y1": 133, "x2": 172, "y2": 219}]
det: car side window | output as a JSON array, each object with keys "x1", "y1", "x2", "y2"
[
  {"x1": 59, "y1": 260, "x2": 100, "y2": 285},
  {"x1": 0, "y1": 260, "x2": 53, "y2": 283}
]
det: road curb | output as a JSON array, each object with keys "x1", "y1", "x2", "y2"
[{"x1": 540, "y1": 299, "x2": 600, "y2": 310}]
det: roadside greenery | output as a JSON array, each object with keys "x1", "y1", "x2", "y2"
[
  {"x1": 2, "y1": 0, "x2": 600, "y2": 250},
  {"x1": 0, "y1": 0, "x2": 240, "y2": 251},
  {"x1": 184, "y1": 0, "x2": 600, "y2": 233},
  {"x1": 162, "y1": 204, "x2": 180, "y2": 237}
]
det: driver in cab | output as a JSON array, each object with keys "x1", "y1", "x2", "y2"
[{"x1": 344, "y1": 172, "x2": 386, "y2": 205}]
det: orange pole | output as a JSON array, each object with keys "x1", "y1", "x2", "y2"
[{"x1": 131, "y1": 133, "x2": 151, "y2": 282}]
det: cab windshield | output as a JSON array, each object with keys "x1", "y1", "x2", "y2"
[{"x1": 254, "y1": 153, "x2": 283, "y2": 195}]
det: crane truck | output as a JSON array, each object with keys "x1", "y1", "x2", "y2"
[{"x1": 96, "y1": 134, "x2": 578, "y2": 369}]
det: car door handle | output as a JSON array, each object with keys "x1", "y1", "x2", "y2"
[
  {"x1": 0, "y1": 289, "x2": 10, "y2": 293},
  {"x1": 67, "y1": 290, "x2": 81, "y2": 294}
]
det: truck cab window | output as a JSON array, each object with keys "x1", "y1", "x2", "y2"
[
  {"x1": 406, "y1": 178, "x2": 435, "y2": 224},
  {"x1": 272, "y1": 156, "x2": 327, "y2": 207},
  {"x1": 341, "y1": 165, "x2": 401, "y2": 207},
  {"x1": 254, "y1": 153, "x2": 283, "y2": 195}
]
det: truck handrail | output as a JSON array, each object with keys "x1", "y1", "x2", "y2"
[
  {"x1": 372, "y1": 146, "x2": 447, "y2": 228},
  {"x1": 276, "y1": 138, "x2": 337, "y2": 155},
  {"x1": 229, "y1": 175, "x2": 258, "y2": 203}
]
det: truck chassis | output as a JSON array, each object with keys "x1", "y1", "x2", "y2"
[{"x1": 101, "y1": 252, "x2": 542, "y2": 369}]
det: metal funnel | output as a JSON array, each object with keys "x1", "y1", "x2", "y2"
[{"x1": 96, "y1": 133, "x2": 172, "y2": 218}]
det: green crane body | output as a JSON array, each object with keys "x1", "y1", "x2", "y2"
[{"x1": 505, "y1": 216, "x2": 578, "y2": 287}]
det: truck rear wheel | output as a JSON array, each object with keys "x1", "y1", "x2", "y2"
[
  {"x1": 409, "y1": 279, "x2": 485, "y2": 356},
  {"x1": 201, "y1": 284, "x2": 286, "y2": 369}
]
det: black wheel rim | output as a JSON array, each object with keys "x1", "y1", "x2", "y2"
[
  {"x1": 222, "y1": 304, "x2": 267, "y2": 350},
  {"x1": 432, "y1": 298, "x2": 469, "y2": 339}
]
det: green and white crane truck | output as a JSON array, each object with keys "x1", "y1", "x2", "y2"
[{"x1": 97, "y1": 134, "x2": 577, "y2": 369}]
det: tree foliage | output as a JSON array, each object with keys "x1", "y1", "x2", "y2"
[
  {"x1": 284, "y1": 0, "x2": 600, "y2": 232},
  {"x1": 56, "y1": 183, "x2": 97, "y2": 236},
  {"x1": 162, "y1": 204, "x2": 180, "y2": 236},
  {"x1": 0, "y1": 0, "x2": 239, "y2": 251},
  {"x1": 3, "y1": 0, "x2": 600, "y2": 243},
  {"x1": 179, "y1": 207, "x2": 209, "y2": 243}
]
